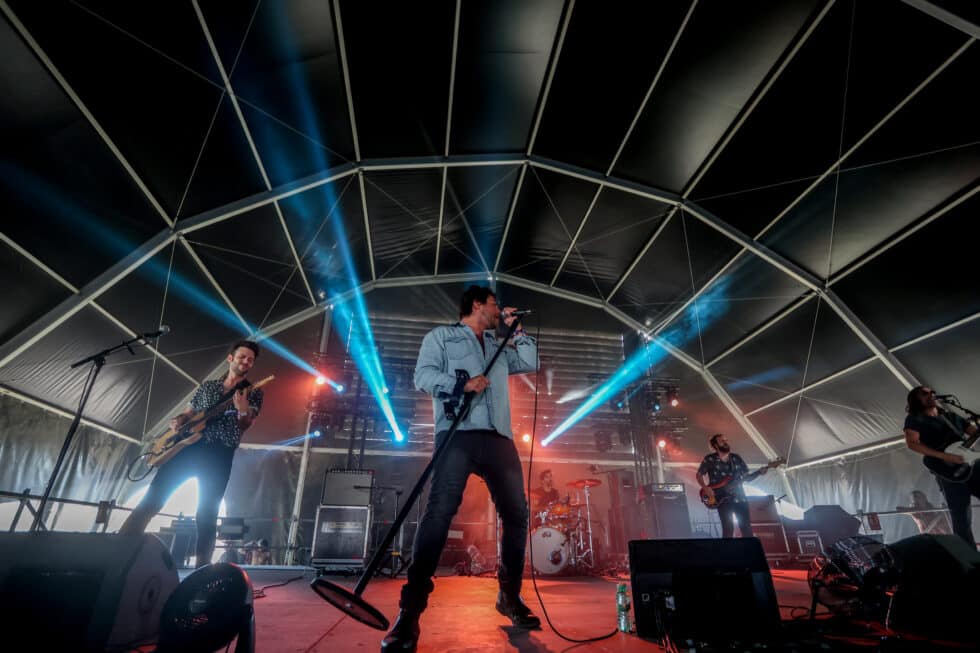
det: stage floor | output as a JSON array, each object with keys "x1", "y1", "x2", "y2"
[{"x1": 224, "y1": 566, "x2": 838, "y2": 652}]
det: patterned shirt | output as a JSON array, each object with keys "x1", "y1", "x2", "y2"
[
  {"x1": 190, "y1": 378, "x2": 264, "y2": 448},
  {"x1": 697, "y1": 452, "x2": 750, "y2": 503}
]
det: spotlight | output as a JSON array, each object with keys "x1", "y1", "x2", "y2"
[
  {"x1": 315, "y1": 375, "x2": 327, "y2": 386},
  {"x1": 156, "y1": 563, "x2": 254, "y2": 653},
  {"x1": 336, "y1": 384, "x2": 345, "y2": 393},
  {"x1": 317, "y1": 289, "x2": 326, "y2": 300},
  {"x1": 657, "y1": 438, "x2": 667, "y2": 449},
  {"x1": 670, "y1": 397, "x2": 679, "y2": 408},
  {"x1": 666, "y1": 386, "x2": 679, "y2": 407},
  {"x1": 312, "y1": 430, "x2": 322, "y2": 438},
  {"x1": 382, "y1": 386, "x2": 389, "y2": 394},
  {"x1": 522, "y1": 433, "x2": 531, "y2": 443}
]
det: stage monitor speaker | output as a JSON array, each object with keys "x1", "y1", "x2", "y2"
[
  {"x1": 642, "y1": 483, "x2": 691, "y2": 539},
  {"x1": 629, "y1": 537, "x2": 779, "y2": 644},
  {"x1": 322, "y1": 468, "x2": 374, "y2": 506},
  {"x1": 886, "y1": 534, "x2": 980, "y2": 642},
  {"x1": 311, "y1": 505, "x2": 372, "y2": 566},
  {"x1": 0, "y1": 532, "x2": 179, "y2": 652},
  {"x1": 753, "y1": 522, "x2": 790, "y2": 558}
]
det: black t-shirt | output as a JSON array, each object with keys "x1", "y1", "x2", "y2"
[
  {"x1": 697, "y1": 452, "x2": 750, "y2": 502},
  {"x1": 904, "y1": 411, "x2": 968, "y2": 452},
  {"x1": 534, "y1": 487, "x2": 560, "y2": 509}
]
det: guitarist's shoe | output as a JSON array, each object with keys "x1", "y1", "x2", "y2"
[
  {"x1": 495, "y1": 591, "x2": 541, "y2": 628},
  {"x1": 381, "y1": 610, "x2": 420, "y2": 652}
]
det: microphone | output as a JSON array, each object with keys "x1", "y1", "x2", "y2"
[
  {"x1": 934, "y1": 393, "x2": 955, "y2": 400},
  {"x1": 501, "y1": 309, "x2": 533, "y2": 318},
  {"x1": 141, "y1": 325, "x2": 171, "y2": 339}
]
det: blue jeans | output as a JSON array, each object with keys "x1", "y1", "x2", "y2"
[{"x1": 400, "y1": 429, "x2": 528, "y2": 613}]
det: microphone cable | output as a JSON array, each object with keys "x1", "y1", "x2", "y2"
[{"x1": 522, "y1": 316, "x2": 618, "y2": 644}]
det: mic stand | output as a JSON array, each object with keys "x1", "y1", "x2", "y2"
[
  {"x1": 312, "y1": 314, "x2": 526, "y2": 629},
  {"x1": 30, "y1": 333, "x2": 157, "y2": 532}
]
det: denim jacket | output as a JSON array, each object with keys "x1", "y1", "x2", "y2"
[{"x1": 413, "y1": 323, "x2": 537, "y2": 439}]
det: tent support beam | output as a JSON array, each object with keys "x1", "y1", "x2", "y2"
[{"x1": 193, "y1": 0, "x2": 316, "y2": 305}]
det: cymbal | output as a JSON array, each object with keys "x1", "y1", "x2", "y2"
[{"x1": 567, "y1": 478, "x2": 602, "y2": 489}]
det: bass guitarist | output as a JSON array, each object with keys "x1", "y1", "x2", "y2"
[
  {"x1": 120, "y1": 340, "x2": 264, "y2": 566},
  {"x1": 696, "y1": 434, "x2": 766, "y2": 538},
  {"x1": 904, "y1": 385, "x2": 978, "y2": 547}
]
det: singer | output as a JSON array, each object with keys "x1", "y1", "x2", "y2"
[
  {"x1": 904, "y1": 385, "x2": 979, "y2": 546},
  {"x1": 382, "y1": 286, "x2": 539, "y2": 652},
  {"x1": 120, "y1": 340, "x2": 264, "y2": 566}
]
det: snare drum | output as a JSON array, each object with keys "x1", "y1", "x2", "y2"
[{"x1": 529, "y1": 526, "x2": 570, "y2": 575}]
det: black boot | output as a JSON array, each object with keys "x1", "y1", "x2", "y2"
[
  {"x1": 495, "y1": 591, "x2": 541, "y2": 629},
  {"x1": 381, "y1": 610, "x2": 421, "y2": 652}
]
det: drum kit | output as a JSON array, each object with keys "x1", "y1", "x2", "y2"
[{"x1": 529, "y1": 478, "x2": 601, "y2": 575}]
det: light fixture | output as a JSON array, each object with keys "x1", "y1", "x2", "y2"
[
  {"x1": 315, "y1": 375, "x2": 327, "y2": 386},
  {"x1": 657, "y1": 438, "x2": 667, "y2": 449},
  {"x1": 522, "y1": 433, "x2": 531, "y2": 443}
]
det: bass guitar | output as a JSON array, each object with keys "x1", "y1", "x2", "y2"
[
  {"x1": 922, "y1": 435, "x2": 980, "y2": 482},
  {"x1": 699, "y1": 457, "x2": 785, "y2": 509},
  {"x1": 143, "y1": 375, "x2": 274, "y2": 468}
]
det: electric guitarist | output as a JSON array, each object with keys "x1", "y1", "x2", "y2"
[
  {"x1": 120, "y1": 340, "x2": 265, "y2": 567},
  {"x1": 696, "y1": 434, "x2": 768, "y2": 538},
  {"x1": 904, "y1": 385, "x2": 979, "y2": 547}
]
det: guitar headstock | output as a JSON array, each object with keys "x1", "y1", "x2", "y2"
[{"x1": 767, "y1": 456, "x2": 786, "y2": 469}]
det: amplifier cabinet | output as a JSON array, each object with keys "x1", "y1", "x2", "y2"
[{"x1": 311, "y1": 505, "x2": 372, "y2": 566}]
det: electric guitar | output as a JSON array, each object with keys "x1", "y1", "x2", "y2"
[
  {"x1": 144, "y1": 375, "x2": 274, "y2": 468},
  {"x1": 699, "y1": 457, "x2": 785, "y2": 509},
  {"x1": 922, "y1": 435, "x2": 980, "y2": 482}
]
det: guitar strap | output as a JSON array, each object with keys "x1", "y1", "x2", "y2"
[{"x1": 937, "y1": 411, "x2": 969, "y2": 443}]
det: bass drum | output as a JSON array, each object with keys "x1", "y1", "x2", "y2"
[{"x1": 529, "y1": 527, "x2": 570, "y2": 575}]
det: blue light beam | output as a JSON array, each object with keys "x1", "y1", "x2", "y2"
[{"x1": 543, "y1": 278, "x2": 732, "y2": 446}]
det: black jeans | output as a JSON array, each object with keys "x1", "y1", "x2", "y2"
[
  {"x1": 935, "y1": 473, "x2": 980, "y2": 547},
  {"x1": 718, "y1": 501, "x2": 754, "y2": 538},
  {"x1": 120, "y1": 442, "x2": 235, "y2": 566},
  {"x1": 400, "y1": 429, "x2": 528, "y2": 613}
]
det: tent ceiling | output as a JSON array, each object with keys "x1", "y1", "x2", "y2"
[{"x1": 1, "y1": 0, "x2": 977, "y2": 468}]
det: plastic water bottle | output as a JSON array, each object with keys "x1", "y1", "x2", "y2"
[{"x1": 616, "y1": 583, "x2": 632, "y2": 633}]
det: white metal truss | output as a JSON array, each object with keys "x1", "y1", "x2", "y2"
[
  {"x1": 491, "y1": 0, "x2": 576, "y2": 274},
  {"x1": 0, "y1": 1, "x2": 171, "y2": 226},
  {"x1": 900, "y1": 0, "x2": 980, "y2": 39},
  {"x1": 193, "y1": 0, "x2": 317, "y2": 306},
  {"x1": 435, "y1": 0, "x2": 462, "y2": 276},
  {"x1": 2, "y1": 0, "x2": 253, "y2": 363},
  {"x1": 0, "y1": 231, "x2": 176, "y2": 368},
  {"x1": 0, "y1": 385, "x2": 141, "y2": 445},
  {"x1": 609, "y1": 11, "x2": 970, "y2": 383},
  {"x1": 525, "y1": 0, "x2": 576, "y2": 155},
  {"x1": 706, "y1": 293, "x2": 817, "y2": 369},
  {"x1": 603, "y1": 0, "x2": 835, "y2": 304},
  {"x1": 549, "y1": 0, "x2": 701, "y2": 288},
  {"x1": 756, "y1": 38, "x2": 973, "y2": 241},
  {"x1": 0, "y1": 233, "x2": 197, "y2": 385}
]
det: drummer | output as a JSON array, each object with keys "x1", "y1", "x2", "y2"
[{"x1": 531, "y1": 469, "x2": 561, "y2": 513}]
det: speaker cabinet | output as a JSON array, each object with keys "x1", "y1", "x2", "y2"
[
  {"x1": 641, "y1": 483, "x2": 691, "y2": 539},
  {"x1": 886, "y1": 534, "x2": 980, "y2": 642},
  {"x1": 628, "y1": 537, "x2": 779, "y2": 644},
  {"x1": 311, "y1": 505, "x2": 372, "y2": 567},
  {"x1": 322, "y1": 468, "x2": 374, "y2": 506},
  {"x1": 0, "y1": 532, "x2": 179, "y2": 652}
]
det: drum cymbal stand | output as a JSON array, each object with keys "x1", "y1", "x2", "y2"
[{"x1": 576, "y1": 485, "x2": 596, "y2": 570}]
